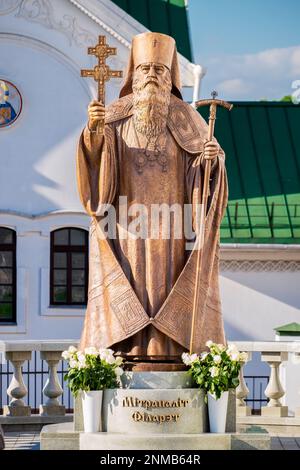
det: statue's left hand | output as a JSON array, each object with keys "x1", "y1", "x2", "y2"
[{"x1": 203, "y1": 140, "x2": 220, "y2": 160}]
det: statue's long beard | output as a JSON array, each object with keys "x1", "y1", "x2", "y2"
[{"x1": 132, "y1": 75, "x2": 172, "y2": 139}]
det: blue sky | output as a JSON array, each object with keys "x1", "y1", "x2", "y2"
[{"x1": 188, "y1": 0, "x2": 300, "y2": 100}]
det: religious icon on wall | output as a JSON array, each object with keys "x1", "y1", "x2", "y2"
[{"x1": 0, "y1": 80, "x2": 22, "y2": 128}]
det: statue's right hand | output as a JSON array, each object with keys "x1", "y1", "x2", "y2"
[{"x1": 88, "y1": 100, "x2": 105, "y2": 131}]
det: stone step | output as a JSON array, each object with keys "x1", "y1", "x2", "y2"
[{"x1": 40, "y1": 422, "x2": 271, "y2": 450}]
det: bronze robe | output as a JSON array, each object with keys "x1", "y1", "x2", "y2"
[{"x1": 77, "y1": 94, "x2": 228, "y2": 355}]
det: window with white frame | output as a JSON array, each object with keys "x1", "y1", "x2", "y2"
[
  {"x1": 0, "y1": 227, "x2": 16, "y2": 323},
  {"x1": 50, "y1": 228, "x2": 88, "y2": 306}
]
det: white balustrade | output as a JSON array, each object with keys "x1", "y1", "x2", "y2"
[
  {"x1": 0, "y1": 340, "x2": 77, "y2": 419},
  {"x1": 40, "y1": 351, "x2": 65, "y2": 416},
  {"x1": 0, "y1": 340, "x2": 299, "y2": 426},
  {"x1": 3, "y1": 351, "x2": 31, "y2": 417},
  {"x1": 236, "y1": 352, "x2": 252, "y2": 417},
  {"x1": 260, "y1": 351, "x2": 288, "y2": 417},
  {"x1": 292, "y1": 351, "x2": 300, "y2": 418}
]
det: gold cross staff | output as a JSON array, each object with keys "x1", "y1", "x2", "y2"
[
  {"x1": 81, "y1": 35, "x2": 123, "y2": 134},
  {"x1": 189, "y1": 91, "x2": 233, "y2": 354}
]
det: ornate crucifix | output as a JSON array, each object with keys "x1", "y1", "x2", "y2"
[{"x1": 81, "y1": 35, "x2": 123, "y2": 134}]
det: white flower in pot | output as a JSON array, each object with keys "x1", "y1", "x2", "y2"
[
  {"x1": 182, "y1": 341, "x2": 246, "y2": 433},
  {"x1": 62, "y1": 346, "x2": 124, "y2": 433}
]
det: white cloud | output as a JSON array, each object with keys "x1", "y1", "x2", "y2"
[
  {"x1": 291, "y1": 48, "x2": 300, "y2": 75},
  {"x1": 217, "y1": 78, "x2": 252, "y2": 95},
  {"x1": 201, "y1": 45, "x2": 300, "y2": 100}
]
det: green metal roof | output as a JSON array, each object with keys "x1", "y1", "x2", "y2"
[
  {"x1": 198, "y1": 101, "x2": 300, "y2": 244},
  {"x1": 111, "y1": 0, "x2": 193, "y2": 61},
  {"x1": 274, "y1": 322, "x2": 300, "y2": 335}
]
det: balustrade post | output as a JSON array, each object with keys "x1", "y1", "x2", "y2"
[
  {"x1": 294, "y1": 352, "x2": 300, "y2": 418},
  {"x1": 261, "y1": 351, "x2": 288, "y2": 417},
  {"x1": 39, "y1": 351, "x2": 65, "y2": 416},
  {"x1": 236, "y1": 352, "x2": 252, "y2": 417},
  {"x1": 3, "y1": 351, "x2": 32, "y2": 417}
]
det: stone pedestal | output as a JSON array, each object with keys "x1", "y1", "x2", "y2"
[
  {"x1": 80, "y1": 432, "x2": 231, "y2": 450},
  {"x1": 80, "y1": 432, "x2": 270, "y2": 450},
  {"x1": 74, "y1": 371, "x2": 236, "y2": 433},
  {"x1": 121, "y1": 371, "x2": 193, "y2": 389},
  {"x1": 102, "y1": 388, "x2": 207, "y2": 434},
  {"x1": 41, "y1": 371, "x2": 240, "y2": 450},
  {"x1": 40, "y1": 423, "x2": 270, "y2": 451}
]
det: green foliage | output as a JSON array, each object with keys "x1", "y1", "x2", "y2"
[{"x1": 280, "y1": 95, "x2": 292, "y2": 102}]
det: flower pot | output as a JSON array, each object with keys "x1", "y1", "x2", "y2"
[
  {"x1": 81, "y1": 390, "x2": 103, "y2": 433},
  {"x1": 207, "y1": 391, "x2": 229, "y2": 433}
]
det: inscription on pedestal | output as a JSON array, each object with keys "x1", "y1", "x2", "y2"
[
  {"x1": 122, "y1": 396, "x2": 190, "y2": 425},
  {"x1": 103, "y1": 388, "x2": 207, "y2": 434}
]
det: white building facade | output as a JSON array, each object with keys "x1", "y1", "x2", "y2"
[{"x1": 0, "y1": 0, "x2": 198, "y2": 339}]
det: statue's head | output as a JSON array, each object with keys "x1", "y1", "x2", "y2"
[
  {"x1": 120, "y1": 32, "x2": 181, "y2": 98},
  {"x1": 133, "y1": 62, "x2": 171, "y2": 95},
  {"x1": 120, "y1": 32, "x2": 181, "y2": 138},
  {"x1": 131, "y1": 61, "x2": 172, "y2": 138}
]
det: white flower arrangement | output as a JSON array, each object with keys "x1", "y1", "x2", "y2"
[
  {"x1": 62, "y1": 346, "x2": 124, "y2": 397},
  {"x1": 182, "y1": 341, "x2": 247, "y2": 400}
]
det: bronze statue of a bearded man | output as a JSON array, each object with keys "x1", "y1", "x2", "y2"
[{"x1": 77, "y1": 32, "x2": 228, "y2": 366}]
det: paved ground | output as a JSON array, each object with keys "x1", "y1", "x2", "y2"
[
  {"x1": 3, "y1": 432, "x2": 40, "y2": 450},
  {"x1": 271, "y1": 436, "x2": 300, "y2": 450},
  {"x1": 2, "y1": 432, "x2": 300, "y2": 451}
]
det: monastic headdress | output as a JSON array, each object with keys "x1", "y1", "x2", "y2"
[{"x1": 119, "y1": 32, "x2": 182, "y2": 99}]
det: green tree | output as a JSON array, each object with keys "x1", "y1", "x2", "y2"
[{"x1": 280, "y1": 95, "x2": 292, "y2": 102}]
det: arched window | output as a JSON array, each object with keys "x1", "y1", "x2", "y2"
[
  {"x1": 0, "y1": 228, "x2": 16, "y2": 323},
  {"x1": 50, "y1": 228, "x2": 88, "y2": 305}
]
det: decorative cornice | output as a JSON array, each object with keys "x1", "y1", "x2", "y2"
[
  {"x1": 220, "y1": 259, "x2": 300, "y2": 272},
  {"x1": 68, "y1": 0, "x2": 130, "y2": 48},
  {"x1": 15, "y1": 0, "x2": 96, "y2": 47},
  {"x1": 0, "y1": 209, "x2": 87, "y2": 219},
  {"x1": 220, "y1": 243, "x2": 300, "y2": 261}
]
